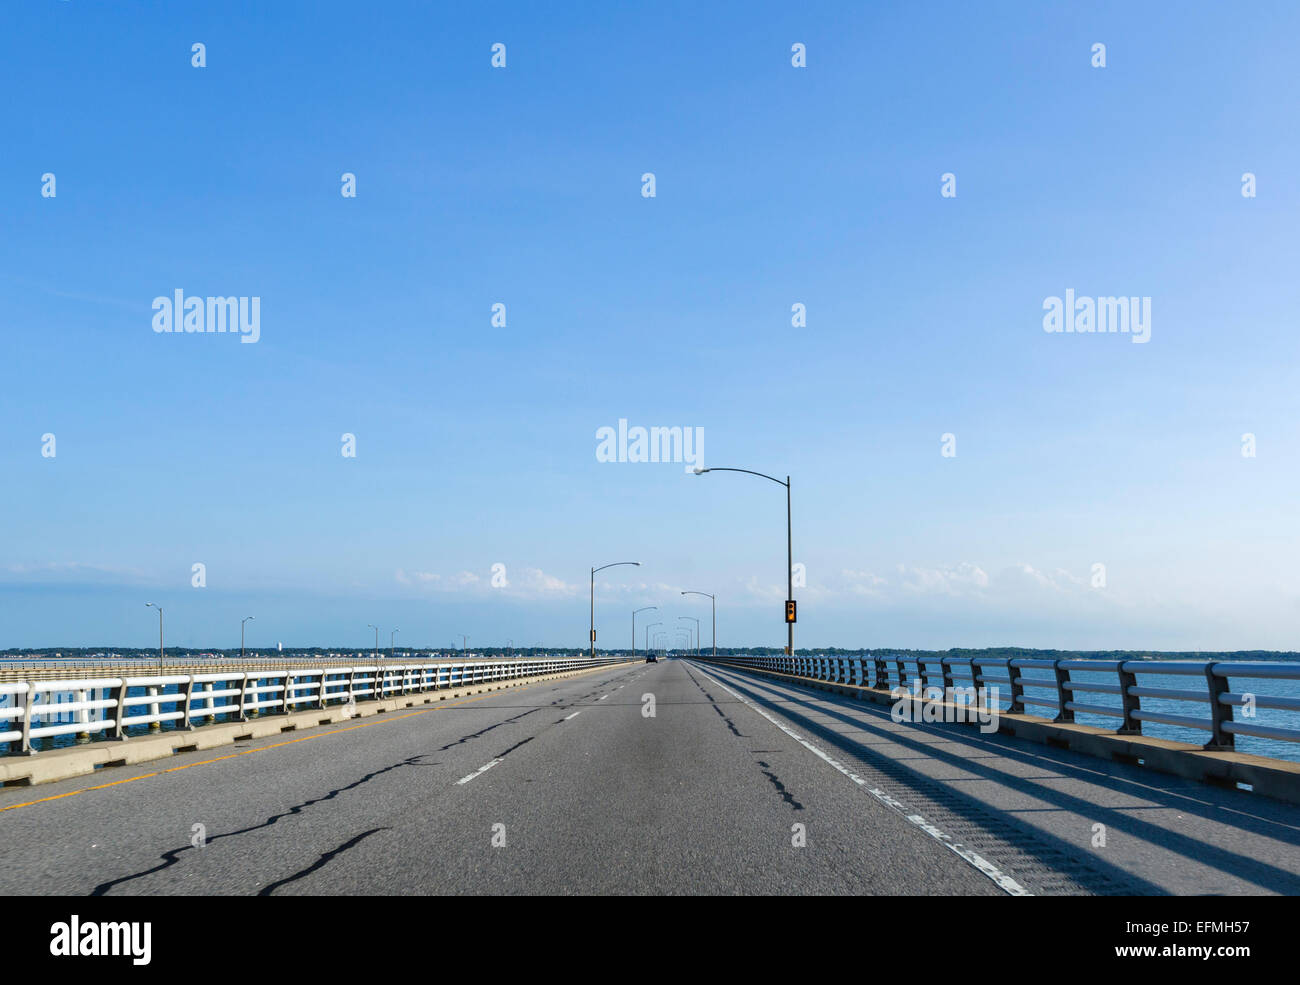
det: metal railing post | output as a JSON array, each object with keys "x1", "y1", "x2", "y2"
[
  {"x1": 1204, "y1": 662, "x2": 1235, "y2": 751},
  {"x1": 1052, "y1": 660, "x2": 1074, "y2": 723},
  {"x1": 233, "y1": 673, "x2": 249, "y2": 722},
  {"x1": 873, "y1": 656, "x2": 889, "y2": 689},
  {"x1": 15, "y1": 685, "x2": 34, "y2": 755},
  {"x1": 108, "y1": 679, "x2": 129, "y2": 740},
  {"x1": 1005, "y1": 659, "x2": 1024, "y2": 714},
  {"x1": 179, "y1": 676, "x2": 196, "y2": 731},
  {"x1": 940, "y1": 658, "x2": 956, "y2": 696},
  {"x1": 1116, "y1": 662, "x2": 1141, "y2": 735}
]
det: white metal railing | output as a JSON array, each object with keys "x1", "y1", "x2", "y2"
[
  {"x1": 698, "y1": 654, "x2": 1300, "y2": 755},
  {"x1": 1, "y1": 657, "x2": 624, "y2": 755}
]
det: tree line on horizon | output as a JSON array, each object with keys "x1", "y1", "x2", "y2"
[{"x1": 3, "y1": 645, "x2": 1298, "y2": 662}]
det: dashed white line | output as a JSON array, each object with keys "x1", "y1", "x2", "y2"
[
  {"x1": 598, "y1": 694, "x2": 609, "y2": 701},
  {"x1": 456, "y1": 758, "x2": 503, "y2": 785},
  {"x1": 690, "y1": 663, "x2": 1031, "y2": 897},
  {"x1": 563, "y1": 711, "x2": 581, "y2": 721}
]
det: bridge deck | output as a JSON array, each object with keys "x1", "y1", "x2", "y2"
[{"x1": 1, "y1": 659, "x2": 1295, "y2": 895}]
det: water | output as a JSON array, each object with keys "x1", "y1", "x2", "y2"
[
  {"x1": 906, "y1": 658, "x2": 1300, "y2": 763},
  {"x1": 1015, "y1": 664, "x2": 1300, "y2": 763}
]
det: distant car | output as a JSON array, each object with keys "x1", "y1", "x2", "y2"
[{"x1": 646, "y1": 654, "x2": 658, "y2": 663}]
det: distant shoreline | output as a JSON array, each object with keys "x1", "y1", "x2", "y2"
[{"x1": 3, "y1": 647, "x2": 1299, "y2": 662}]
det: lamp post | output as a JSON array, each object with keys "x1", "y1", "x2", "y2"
[
  {"x1": 240, "y1": 615, "x2": 254, "y2": 660},
  {"x1": 590, "y1": 561, "x2": 641, "y2": 658},
  {"x1": 633, "y1": 606, "x2": 657, "y2": 657},
  {"x1": 145, "y1": 602, "x2": 164, "y2": 670},
  {"x1": 678, "y1": 616, "x2": 700, "y2": 656},
  {"x1": 390, "y1": 629, "x2": 398, "y2": 660},
  {"x1": 681, "y1": 591, "x2": 715, "y2": 657},
  {"x1": 645, "y1": 621, "x2": 661, "y2": 653},
  {"x1": 367, "y1": 624, "x2": 379, "y2": 660},
  {"x1": 692, "y1": 467, "x2": 794, "y2": 655}
]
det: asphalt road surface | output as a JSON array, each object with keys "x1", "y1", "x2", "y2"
[{"x1": 2, "y1": 658, "x2": 1297, "y2": 895}]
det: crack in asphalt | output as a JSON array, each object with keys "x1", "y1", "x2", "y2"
[
  {"x1": 89, "y1": 752, "x2": 438, "y2": 895},
  {"x1": 87, "y1": 665, "x2": 642, "y2": 895},
  {"x1": 436, "y1": 708, "x2": 538, "y2": 751},
  {"x1": 757, "y1": 760, "x2": 805, "y2": 811},
  {"x1": 258, "y1": 827, "x2": 389, "y2": 896}
]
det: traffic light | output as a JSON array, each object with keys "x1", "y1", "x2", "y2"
[{"x1": 785, "y1": 599, "x2": 796, "y2": 623}]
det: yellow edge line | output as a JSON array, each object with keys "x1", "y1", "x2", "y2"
[{"x1": 0, "y1": 676, "x2": 566, "y2": 814}]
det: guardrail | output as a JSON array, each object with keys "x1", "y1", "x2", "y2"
[
  {"x1": 1, "y1": 657, "x2": 623, "y2": 755},
  {"x1": 0, "y1": 653, "x2": 559, "y2": 681},
  {"x1": 703, "y1": 654, "x2": 1300, "y2": 755}
]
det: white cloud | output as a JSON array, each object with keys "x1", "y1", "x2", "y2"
[
  {"x1": 0, "y1": 561, "x2": 150, "y2": 585},
  {"x1": 898, "y1": 562, "x2": 989, "y2": 596},
  {"x1": 395, "y1": 566, "x2": 578, "y2": 599}
]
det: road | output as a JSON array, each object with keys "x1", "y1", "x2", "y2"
[{"x1": 1, "y1": 659, "x2": 1297, "y2": 895}]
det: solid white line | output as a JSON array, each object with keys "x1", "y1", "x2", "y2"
[
  {"x1": 691, "y1": 663, "x2": 1031, "y2": 897},
  {"x1": 563, "y1": 711, "x2": 581, "y2": 721},
  {"x1": 456, "y1": 758, "x2": 503, "y2": 785}
]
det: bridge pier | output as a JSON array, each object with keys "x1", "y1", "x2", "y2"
[{"x1": 74, "y1": 688, "x2": 90, "y2": 744}]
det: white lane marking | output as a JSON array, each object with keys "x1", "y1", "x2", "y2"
[
  {"x1": 563, "y1": 711, "x2": 581, "y2": 721},
  {"x1": 456, "y1": 758, "x2": 503, "y2": 785},
  {"x1": 691, "y1": 663, "x2": 1031, "y2": 897},
  {"x1": 598, "y1": 694, "x2": 609, "y2": 701}
]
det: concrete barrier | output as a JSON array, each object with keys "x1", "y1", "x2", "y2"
[
  {"x1": 695, "y1": 657, "x2": 1300, "y2": 806},
  {"x1": 0, "y1": 660, "x2": 631, "y2": 788}
]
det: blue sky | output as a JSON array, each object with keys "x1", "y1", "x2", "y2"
[{"x1": 3, "y1": 1, "x2": 1299, "y2": 651}]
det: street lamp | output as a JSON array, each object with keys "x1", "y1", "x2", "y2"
[
  {"x1": 240, "y1": 615, "x2": 254, "y2": 660},
  {"x1": 681, "y1": 591, "x2": 716, "y2": 657},
  {"x1": 645, "y1": 621, "x2": 662, "y2": 653},
  {"x1": 633, "y1": 606, "x2": 658, "y2": 656},
  {"x1": 590, "y1": 561, "x2": 641, "y2": 658},
  {"x1": 678, "y1": 616, "x2": 700, "y2": 656},
  {"x1": 367, "y1": 624, "x2": 379, "y2": 660},
  {"x1": 390, "y1": 629, "x2": 398, "y2": 660},
  {"x1": 145, "y1": 602, "x2": 164, "y2": 670},
  {"x1": 692, "y1": 467, "x2": 794, "y2": 655}
]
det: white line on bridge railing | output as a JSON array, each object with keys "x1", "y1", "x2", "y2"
[{"x1": 0, "y1": 657, "x2": 627, "y2": 755}]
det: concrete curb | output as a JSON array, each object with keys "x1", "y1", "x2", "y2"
[
  {"x1": 696, "y1": 659, "x2": 1300, "y2": 806},
  {"x1": 1, "y1": 661, "x2": 632, "y2": 789}
]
